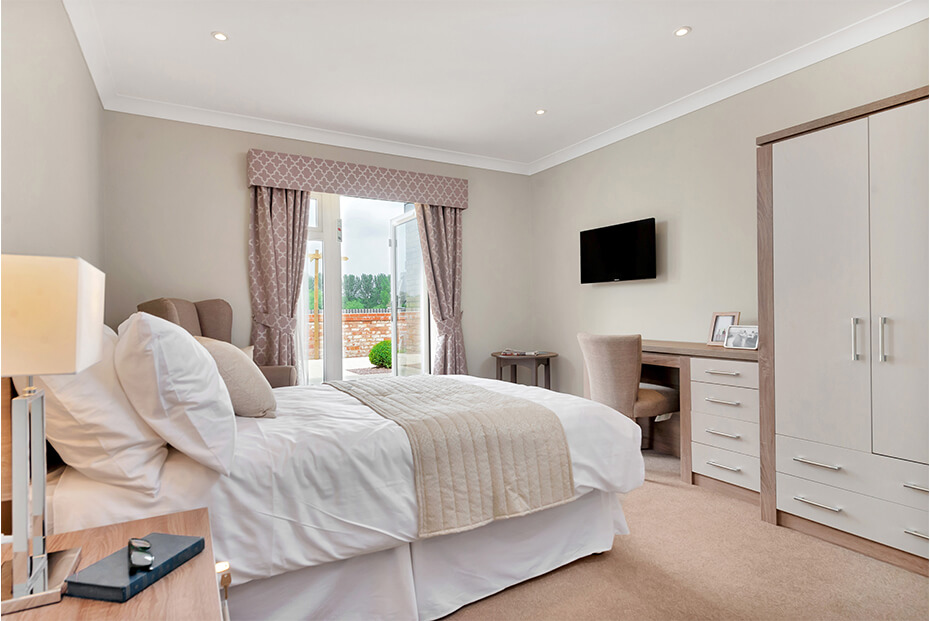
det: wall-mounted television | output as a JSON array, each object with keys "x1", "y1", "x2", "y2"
[{"x1": 580, "y1": 217, "x2": 656, "y2": 284}]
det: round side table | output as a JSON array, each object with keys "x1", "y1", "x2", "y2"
[{"x1": 491, "y1": 351, "x2": 558, "y2": 389}]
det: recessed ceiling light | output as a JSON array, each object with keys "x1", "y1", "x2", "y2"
[
  {"x1": 212, "y1": 31, "x2": 228, "y2": 41},
  {"x1": 674, "y1": 26, "x2": 692, "y2": 37},
  {"x1": 536, "y1": 109, "x2": 546, "y2": 115}
]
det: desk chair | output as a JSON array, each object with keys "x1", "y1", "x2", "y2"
[{"x1": 578, "y1": 333, "x2": 679, "y2": 449}]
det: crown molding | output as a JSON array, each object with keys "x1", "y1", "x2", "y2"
[
  {"x1": 64, "y1": 0, "x2": 927, "y2": 177},
  {"x1": 525, "y1": 0, "x2": 928, "y2": 174}
]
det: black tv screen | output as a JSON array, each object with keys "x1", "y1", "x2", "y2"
[{"x1": 580, "y1": 218, "x2": 656, "y2": 284}]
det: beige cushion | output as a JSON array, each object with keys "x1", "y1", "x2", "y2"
[
  {"x1": 240, "y1": 345, "x2": 254, "y2": 360},
  {"x1": 633, "y1": 383, "x2": 680, "y2": 419},
  {"x1": 195, "y1": 337, "x2": 277, "y2": 418}
]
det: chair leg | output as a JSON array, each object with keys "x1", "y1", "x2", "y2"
[{"x1": 641, "y1": 417, "x2": 654, "y2": 450}]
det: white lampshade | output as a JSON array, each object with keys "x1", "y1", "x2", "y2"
[{"x1": 1, "y1": 255, "x2": 106, "y2": 377}]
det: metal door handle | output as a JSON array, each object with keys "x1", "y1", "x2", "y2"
[
  {"x1": 705, "y1": 428, "x2": 741, "y2": 439},
  {"x1": 706, "y1": 460, "x2": 741, "y2": 472},
  {"x1": 705, "y1": 397, "x2": 740, "y2": 406},
  {"x1": 793, "y1": 496, "x2": 842, "y2": 512},
  {"x1": 792, "y1": 457, "x2": 842, "y2": 471},
  {"x1": 903, "y1": 483, "x2": 929, "y2": 493},
  {"x1": 850, "y1": 317, "x2": 860, "y2": 361},
  {"x1": 878, "y1": 316, "x2": 887, "y2": 362},
  {"x1": 904, "y1": 529, "x2": 929, "y2": 540},
  {"x1": 705, "y1": 370, "x2": 740, "y2": 376}
]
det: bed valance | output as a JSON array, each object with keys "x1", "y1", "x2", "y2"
[{"x1": 247, "y1": 149, "x2": 468, "y2": 209}]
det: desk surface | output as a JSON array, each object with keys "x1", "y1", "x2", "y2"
[
  {"x1": 642, "y1": 340, "x2": 759, "y2": 362},
  {"x1": 2, "y1": 508, "x2": 220, "y2": 620}
]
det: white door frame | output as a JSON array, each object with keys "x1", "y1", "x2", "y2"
[{"x1": 390, "y1": 210, "x2": 431, "y2": 376}]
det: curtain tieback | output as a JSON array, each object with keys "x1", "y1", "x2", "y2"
[
  {"x1": 252, "y1": 311, "x2": 297, "y2": 332},
  {"x1": 436, "y1": 311, "x2": 463, "y2": 336}
]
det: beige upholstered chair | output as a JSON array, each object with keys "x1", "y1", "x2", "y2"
[
  {"x1": 577, "y1": 333, "x2": 679, "y2": 449},
  {"x1": 137, "y1": 298, "x2": 298, "y2": 388}
]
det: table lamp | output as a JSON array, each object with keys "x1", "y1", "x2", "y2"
[{"x1": 1, "y1": 255, "x2": 105, "y2": 613}]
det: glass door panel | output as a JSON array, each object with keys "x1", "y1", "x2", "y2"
[{"x1": 391, "y1": 212, "x2": 429, "y2": 376}]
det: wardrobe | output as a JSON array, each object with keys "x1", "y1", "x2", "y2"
[{"x1": 757, "y1": 87, "x2": 928, "y2": 573}]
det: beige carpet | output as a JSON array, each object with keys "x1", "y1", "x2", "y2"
[{"x1": 448, "y1": 451, "x2": 928, "y2": 620}]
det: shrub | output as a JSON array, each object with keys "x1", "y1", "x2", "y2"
[{"x1": 369, "y1": 340, "x2": 392, "y2": 368}]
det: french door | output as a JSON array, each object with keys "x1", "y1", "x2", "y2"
[{"x1": 390, "y1": 211, "x2": 430, "y2": 376}]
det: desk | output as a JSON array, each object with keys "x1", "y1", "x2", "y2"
[{"x1": 639, "y1": 341, "x2": 759, "y2": 490}]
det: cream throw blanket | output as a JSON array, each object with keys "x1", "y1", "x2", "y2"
[{"x1": 327, "y1": 376, "x2": 575, "y2": 538}]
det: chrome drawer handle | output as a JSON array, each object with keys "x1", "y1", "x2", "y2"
[
  {"x1": 705, "y1": 370, "x2": 740, "y2": 376},
  {"x1": 904, "y1": 529, "x2": 929, "y2": 540},
  {"x1": 878, "y1": 316, "x2": 887, "y2": 362},
  {"x1": 705, "y1": 428, "x2": 741, "y2": 439},
  {"x1": 705, "y1": 397, "x2": 740, "y2": 406},
  {"x1": 903, "y1": 483, "x2": 929, "y2": 493},
  {"x1": 706, "y1": 460, "x2": 741, "y2": 472},
  {"x1": 850, "y1": 317, "x2": 860, "y2": 361},
  {"x1": 793, "y1": 496, "x2": 842, "y2": 512},
  {"x1": 792, "y1": 457, "x2": 842, "y2": 471}
]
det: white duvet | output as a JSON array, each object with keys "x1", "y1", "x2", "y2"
[{"x1": 51, "y1": 376, "x2": 644, "y2": 585}]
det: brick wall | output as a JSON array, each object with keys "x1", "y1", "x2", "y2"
[{"x1": 307, "y1": 311, "x2": 423, "y2": 359}]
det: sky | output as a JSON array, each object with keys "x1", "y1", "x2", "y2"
[{"x1": 339, "y1": 196, "x2": 406, "y2": 276}]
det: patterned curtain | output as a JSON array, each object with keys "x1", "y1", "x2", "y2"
[
  {"x1": 415, "y1": 204, "x2": 467, "y2": 374},
  {"x1": 248, "y1": 186, "x2": 311, "y2": 366}
]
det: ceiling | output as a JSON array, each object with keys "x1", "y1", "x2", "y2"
[{"x1": 63, "y1": 1, "x2": 926, "y2": 174}]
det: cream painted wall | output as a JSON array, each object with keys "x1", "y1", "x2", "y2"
[
  {"x1": 101, "y1": 113, "x2": 534, "y2": 378},
  {"x1": 530, "y1": 22, "x2": 928, "y2": 395},
  {"x1": 1, "y1": 0, "x2": 104, "y2": 265}
]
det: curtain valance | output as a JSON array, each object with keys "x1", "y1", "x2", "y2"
[{"x1": 247, "y1": 148, "x2": 468, "y2": 209}]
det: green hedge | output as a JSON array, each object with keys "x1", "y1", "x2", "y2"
[{"x1": 369, "y1": 339, "x2": 392, "y2": 368}]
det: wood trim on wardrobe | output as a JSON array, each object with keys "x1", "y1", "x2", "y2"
[
  {"x1": 757, "y1": 144, "x2": 777, "y2": 524},
  {"x1": 756, "y1": 86, "x2": 928, "y2": 146}
]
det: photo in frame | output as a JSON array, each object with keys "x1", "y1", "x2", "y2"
[
  {"x1": 707, "y1": 312, "x2": 740, "y2": 346},
  {"x1": 724, "y1": 325, "x2": 759, "y2": 350}
]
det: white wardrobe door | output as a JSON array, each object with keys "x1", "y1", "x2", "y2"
[
  {"x1": 869, "y1": 99, "x2": 929, "y2": 465},
  {"x1": 773, "y1": 118, "x2": 872, "y2": 451}
]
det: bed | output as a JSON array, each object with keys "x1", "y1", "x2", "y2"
[{"x1": 48, "y1": 374, "x2": 644, "y2": 619}]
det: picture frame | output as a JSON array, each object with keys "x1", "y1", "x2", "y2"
[
  {"x1": 707, "y1": 312, "x2": 740, "y2": 346},
  {"x1": 724, "y1": 324, "x2": 759, "y2": 350}
]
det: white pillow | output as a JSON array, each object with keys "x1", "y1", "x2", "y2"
[
  {"x1": 115, "y1": 312, "x2": 236, "y2": 475},
  {"x1": 195, "y1": 337, "x2": 276, "y2": 418},
  {"x1": 12, "y1": 326, "x2": 168, "y2": 495}
]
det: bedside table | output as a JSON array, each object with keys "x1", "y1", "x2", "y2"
[
  {"x1": 491, "y1": 351, "x2": 558, "y2": 389},
  {"x1": 1, "y1": 508, "x2": 221, "y2": 620}
]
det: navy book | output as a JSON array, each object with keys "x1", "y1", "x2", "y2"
[{"x1": 64, "y1": 532, "x2": 205, "y2": 603}]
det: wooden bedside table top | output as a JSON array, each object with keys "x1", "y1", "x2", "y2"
[{"x1": 1, "y1": 508, "x2": 220, "y2": 621}]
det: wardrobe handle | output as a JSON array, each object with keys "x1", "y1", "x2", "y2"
[
  {"x1": 706, "y1": 460, "x2": 741, "y2": 472},
  {"x1": 793, "y1": 496, "x2": 842, "y2": 512},
  {"x1": 878, "y1": 316, "x2": 887, "y2": 362},
  {"x1": 705, "y1": 397, "x2": 740, "y2": 406},
  {"x1": 905, "y1": 529, "x2": 929, "y2": 540},
  {"x1": 903, "y1": 483, "x2": 929, "y2": 493},
  {"x1": 792, "y1": 457, "x2": 842, "y2": 471},
  {"x1": 705, "y1": 370, "x2": 740, "y2": 376},
  {"x1": 705, "y1": 428, "x2": 741, "y2": 439},
  {"x1": 850, "y1": 317, "x2": 860, "y2": 361}
]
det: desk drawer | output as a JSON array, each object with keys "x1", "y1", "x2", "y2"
[
  {"x1": 777, "y1": 473, "x2": 929, "y2": 559},
  {"x1": 692, "y1": 411, "x2": 759, "y2": 457},
  {"x1": 690, "y1": 382, "x2": 759, "y2": 423},
  {"x1": 690, "y1": 358, "x2": 758, "y2": 389},
  {"x1": 777, "y1": 435, "x2": 929, "y2": 511},
  {"x1": 692, "y1": 442, "x2": 760, "y2": 492}
]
